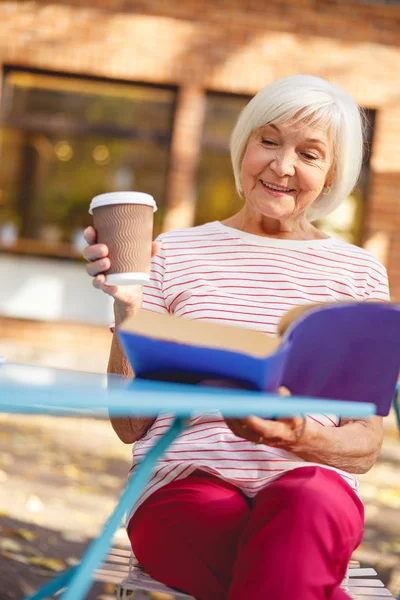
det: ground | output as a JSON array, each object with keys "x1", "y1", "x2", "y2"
[{"x1": 0, "y1": 413, "x2": 399, "y2": 599}]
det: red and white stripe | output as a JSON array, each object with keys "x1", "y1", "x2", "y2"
[{"x1": 126, "y1": 221, "x2": 389, "y2": 520}]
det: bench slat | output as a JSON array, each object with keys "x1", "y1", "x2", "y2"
[
  {"x1": 103, "y1": 555, "x2": 131, "y2": 565},
  {"x1": 348, "y1": 569, "x2": 378, "y2": 577},
  {"x1": 345, "y1": 580, "x2": 385, "y2": 587},
  {"x1": 95, "y1": 570, "x2": 129, "y2": 584},
  {"x1": 351, "y1": 593, "x2": 393, "y2": 600},
  {"x1": 351, "y1": 596, "x2": 394, "y2": 600},
  {"x1": 344, "y1": 588, "x2": 393, "y2": 597},
  {"x1": 99, "y1": 563, "x2": 130, "y2": 573},
  {"x1": 96, "y1": 548, "x2": 393, "y2": 600},
  {"x1": 115, "y1": 570, "x2": 193, "y2": 597},
  {"x1": 107, "y1": 548, "x2": 132, "y2": 559}
]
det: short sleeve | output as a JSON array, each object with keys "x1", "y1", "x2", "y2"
[
  {"x1": 366, "y1": 266, "x2": 391, "y2": 302},
  {"x1": 141, "y1": 236, "x2": 168, "y2": 314}
]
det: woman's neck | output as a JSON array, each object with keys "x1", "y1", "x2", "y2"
[{"x1": 221, "y1": 209, "x2": 329, "y2": 241}]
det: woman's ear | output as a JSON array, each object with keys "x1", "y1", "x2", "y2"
[{"x1": 325, "y1": 162, "x2": 336, "y2": 188}]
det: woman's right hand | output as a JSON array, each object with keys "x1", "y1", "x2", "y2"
[{"x1": 82, "y1": 226, "x2": 161, "y2": 320}]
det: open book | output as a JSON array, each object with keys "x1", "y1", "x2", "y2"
[{"x1": 118, "y1": 302, "x2": 400, "y2": 416}]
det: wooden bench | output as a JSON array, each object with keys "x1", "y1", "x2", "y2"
[{"x1": 95, "y1": 546, "x2": 395, "y2": 599}]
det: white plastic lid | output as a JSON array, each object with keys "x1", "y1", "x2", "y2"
[{"x1": 89, "y1": 192, "x2": 157, "y2": 214}]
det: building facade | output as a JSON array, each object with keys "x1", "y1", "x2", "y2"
[{"x1": 0, "y1": 0, "x2": 399, "y2": 366}]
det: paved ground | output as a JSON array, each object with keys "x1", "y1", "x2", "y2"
[{"x1": 0, "y1": 412, "x2": 399, "y2": 599}]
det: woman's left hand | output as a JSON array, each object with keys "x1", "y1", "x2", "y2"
[{"x1": 224, "y1": 386, "x2": 307, "y2": 449}]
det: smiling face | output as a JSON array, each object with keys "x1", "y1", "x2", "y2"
[{"x1": 239, "y1": 120, "x2": 334, "y2": 224}]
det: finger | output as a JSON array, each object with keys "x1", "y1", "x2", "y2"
[
  {"x1": 277, "y1": 416, "x2": 307, "y2": 442},
  {"x1": 83, "y1": 226, "x2": 97, "y2": 245},
  {"x1": 278, "y1": 386, "x2": 291, "y2": 397},
  {"x1": 86, "y1": 257, "x2": 111, "y2": 277},
  {"x1": 225, "y1": 418, "x2": 245, "y2": 438},
  {"x1": 101, "y1": 283, "x2": 120, "y2": 297},
  {"x1": 82, "y1": 243, "x2": 109, "y2": 262},
  {"x1": 93, "y1": 274, "x2": 106, "y2": 289},
  {"x1": 276, "y1": 416, "x2": 304, "y2": 426},
  {"x1": 246, "y1": 415, "x2": 306, "y2": 444},
  {"x1": 151, "y1": 241, "x2": 161, "y2": 258},
  {"x1": 225, "y1": 418, "x2": 260, "y2": 443},
  {"x1": 224, "y1": 418, "x2": 240, "y2": 436},
  {"x1": 92, "y1": 275, "x2": 119, "y2": 296},
  {"x1": 245, "y1": 415, "x2": 290, "y2": 439}
]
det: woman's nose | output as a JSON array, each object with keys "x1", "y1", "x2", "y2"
[{"x1": 269, "y1": 150, "x2": 296, "y2": 178}]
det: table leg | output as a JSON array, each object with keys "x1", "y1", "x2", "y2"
[
  {"x1": 24, "y1": 417, "x2": 186, "y2": 600},
  {"x1": 24, "y1": 566, "x2": 77, "y2": 600}
]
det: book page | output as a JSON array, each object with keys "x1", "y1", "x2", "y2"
[{"x1": 120, "y1": 309, "x2": 281, "y2": 359}]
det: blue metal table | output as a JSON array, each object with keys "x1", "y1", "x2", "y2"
[{"x1": 0, "y1": 362, "x2": 377, "y2": 600}]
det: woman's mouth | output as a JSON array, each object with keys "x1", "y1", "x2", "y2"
[{"x1": 260, "y1": 180, "x2": 295, "y2": 197}]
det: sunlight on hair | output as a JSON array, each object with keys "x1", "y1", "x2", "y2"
[{"x1": 230, "y1": 75, "x2": 365, "y2": 221}]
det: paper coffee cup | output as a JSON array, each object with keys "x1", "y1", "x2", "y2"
[{"x1": 89, "y1": 192, "x2": 157, "y2": 286}]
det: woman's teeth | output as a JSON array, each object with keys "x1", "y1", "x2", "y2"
[{"x1": 262, "y1": 181, "x2": 292, "y2": 192}]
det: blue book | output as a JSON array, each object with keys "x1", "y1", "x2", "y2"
[
  {"x1": 118, "y1": 308, "x2": 288, "y2": 393},
  {"x1": 118, "y1": 303, "x2": 400, "y2": 416}
]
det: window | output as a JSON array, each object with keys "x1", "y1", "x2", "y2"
[
  {"x1": 314, "y1": 110, "x2": 375, "y2": 245},
  {"x1": 0, "y1": 68, "x2": 175, "y2": 258},
  {"x1": 194, "y1": 93, "x2": 248, "y2": 226},
  {"x1": 196, "y1": 92, "x2": 373, "y2": 246}
]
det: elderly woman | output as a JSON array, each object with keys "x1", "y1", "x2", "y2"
[{"x1": 84, "y1": 75, "x2": 389, "y2": 600}]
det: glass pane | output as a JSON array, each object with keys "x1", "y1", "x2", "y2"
[
  {"x1": 0, "y1": 70, "x2": 175, "y2": 257},
  {"x1": 195, "y1": 94, "x2": 249, "y2": 226},
  {"x1": 314, "y1": 191, "x2": 365, "y2": 245},
  {"x1": 4, "y1": 71, "x2": 174, "y2": 135},
  {"x1": 314, "y1": 110, "x2": 375, "y2": 245}
]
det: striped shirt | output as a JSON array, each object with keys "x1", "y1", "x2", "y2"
[{"x1": 127, "y1": 221, "x2": 390, "y2": 520}]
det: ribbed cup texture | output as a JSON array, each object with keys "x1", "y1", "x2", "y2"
[{"x1": 93, "y1": 204, "x2": 153, "y2": 275}]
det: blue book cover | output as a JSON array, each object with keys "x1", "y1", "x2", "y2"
[
  {"x1": 118, "y1": 309, "x2": 290, "y2": 393},
  {"x1": 118, "y1": 303, "x2": 400, "y2": 416}
]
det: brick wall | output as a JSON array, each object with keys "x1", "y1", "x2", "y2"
[{"x1": 0, "y1": 0, "x2": 399, "y2": 298}]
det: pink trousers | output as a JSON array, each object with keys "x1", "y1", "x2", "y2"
[{"x1": 128, "y1": 466, "x2": 364, "y2": 600}]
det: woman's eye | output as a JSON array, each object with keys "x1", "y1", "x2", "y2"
[
  {"x1": 261, "y1": 138, "x2": 277, "y2": 146},
  {"x1": 302, "y1": 152, "x2": 318, "y2": 161}
]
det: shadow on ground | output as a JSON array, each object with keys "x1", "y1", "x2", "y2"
[
  {"x1": 0, "y1": 516, "x2": 114, "y2": 600},
  {"x1": 0, "y1": 414, "x2": 399, "y2": 598}
]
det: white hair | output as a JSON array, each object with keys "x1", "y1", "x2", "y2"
[{"x1": 230, "y1": 74, "x2": 366, "y2": 221}]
